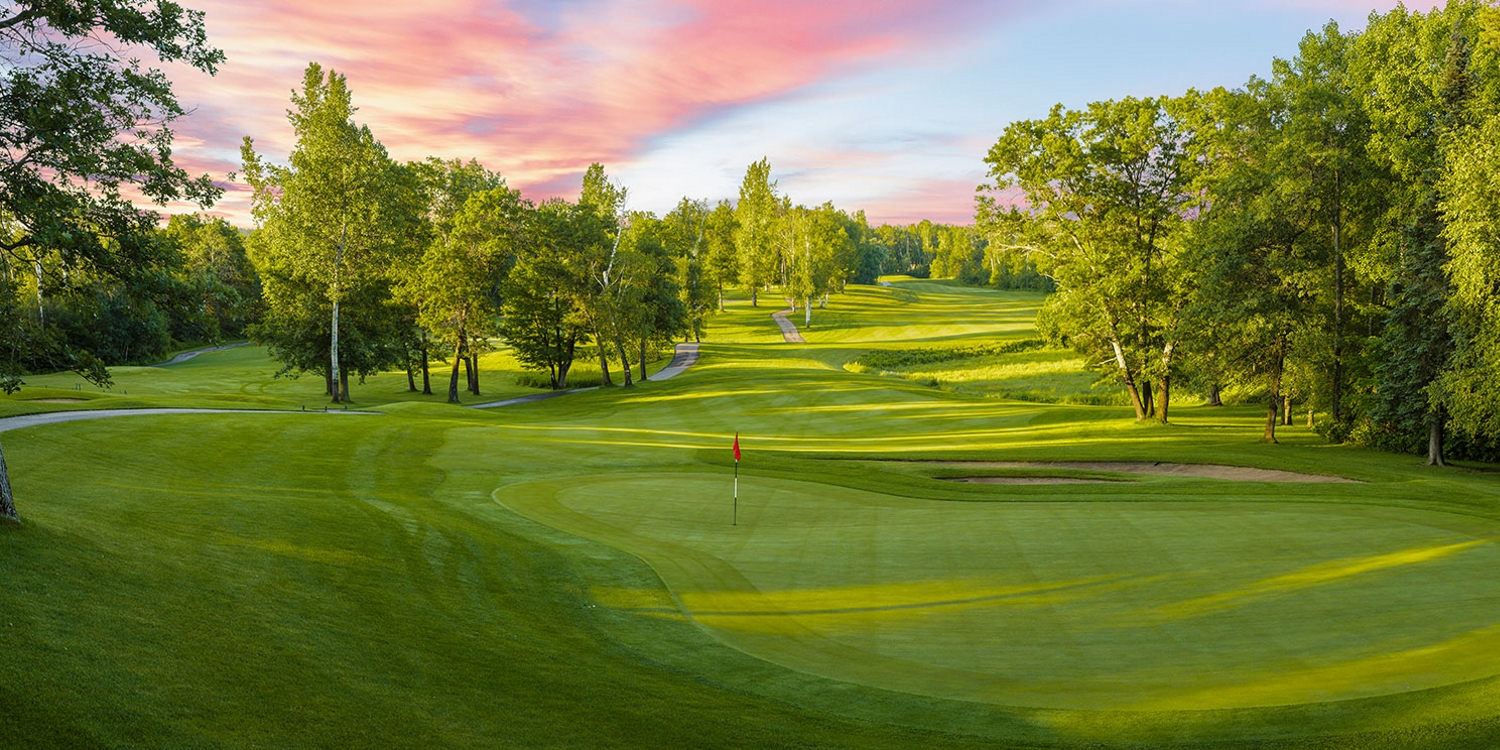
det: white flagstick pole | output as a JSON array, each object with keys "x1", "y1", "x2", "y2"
[{"x1": 733, "y1": 458, "x2": 738, "y2": 526}]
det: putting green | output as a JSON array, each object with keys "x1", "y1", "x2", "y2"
[{"x1": 500, "y1": 473, "x2": 1500, "y2": 711}]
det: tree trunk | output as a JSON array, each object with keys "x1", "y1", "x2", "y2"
[
  {"x1": 1155, "y1": 377, "x2": 1170, "y2": 424},
  {"x1": 406, "y1": 350, "x2": 417, "y2": 392},
  {"x1": 1282, "y1": 394, "x2": 1293, "y2": 426},
  {"x1": 448, "y1": 332, "x2": 465, "y2": 403},
  {"x1": 329, "y1": 297, "x2": 343, "y2": 403},
  {"x1": 640, "y1": 338, "x2": 649, "y2": 381},
  {"x1": 339, "y1": 369, "x2": 350, "y2": 404},
  {"x1": 1111, "y1": 340, "x2": 1148, "y2": 420},
  {"x1": 1207, "y1": 383, "x2": 1223, "y2": 407},
  {"x1": 1426, "y1": 407, "x2": 1447, "y2": 467},
  {"x1": 469, "y1": 354, "x2": 480, "y2": 396},
  {"x1": 614, "y1": 334, "x2": 633, "y2": 387},
  {"x1": 1141, "y1": 379, "x2": 1154, "y2": 419},
  {"x1": 717, "y1": 283, "x2": 724, "y2": 312},
  {"x1": 751, "y1": 287, "x2": 758, "y2": 307},
  {"x1": 805, "y1": 297, "x2": 811, "y2": 327},
  {"x1": 420, "y1": 333, "x2": 432, "y2": 395},
  {"x1": 1263, "y1": 339, "x2": 1285, "y2": 444},
  {"x1": 0, "y1": 441, "x2": 18, "y2": 523},
  {"x1": 324, "y1": 369, "x2": 335, "y2": 398},
  {"x1": 1155, "y1": 342, "x2": 1174, "y2": 423},
  {"x1": 594, "y1": 334, "x2": 613, "y2": 386}
]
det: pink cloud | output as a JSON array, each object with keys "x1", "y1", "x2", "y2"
[
  {"x1": 156, "y1": 0, "x2": 1026, "y2": 225},
  {"x1": 859, "y1": 178, "x2": 985, "y2": 227}
]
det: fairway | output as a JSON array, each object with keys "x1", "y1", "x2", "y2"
[{"x1": 503, "y1": 473, "x2": 1500, "y2": 711}]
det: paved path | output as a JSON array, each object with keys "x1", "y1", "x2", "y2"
[
  {"x1": 151, "y1": 342, "x2": 249, "y2": 367},
  {"x1": 646, "y1": 342, "x2": 699, "y2": 380},
  {"x1": 771, "y1": 309, "x2": 805, "y2": 343},
  {"x1": 469, "y1": 342, "x2": 700, "y2": 409},
  {"x1": 0, "y1": 407, "x2": 373, "y2": 434},
  {"x1": 469, "y1": 387, "x2": 599, "y2": 410}
]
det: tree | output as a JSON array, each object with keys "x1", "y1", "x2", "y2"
[
  {"x1": 1353, "y1": 2, "x2": 1497, "y2": 464},
  {"x1": 162, "y1": 214, "x2": 261, "y2": 343},
  {"x1": 1252, "y1": 22, "x2": 1389, "y2": 433},
  {"x1": 734, "y1": 158, "x2": 779, "y2": 307},
  {"x1": 979, "y1": 96, "x2": 1198, "y2": 422},
  {"x1": 413, "y1": 186, "x2": 526, "y2": 402},
  {"x1": 1183, "y1": 86, "x2": 1321, "y2": 443},
  {"x1": 663, "y1": 198, "x2": 714, "y2": 341},
  {"x1": 401, "y1": 158, "x2": 506, "y2": 394},
  {"x1": 0, "y1": 0, "x2": 223, "y2": 523},
  {"x1": 575, "y1": 164, "x2": 636, "y2": 385},
  {"x1": 1438, "y1": 111, "x2": 1500, "y2": 445},
  {"x1": 502, "y1": 199, "x2": 592, "y2": 389},
  {"x1": 704, "y1": 200, "x2": 739, "y2": 311},
  {"x1": 241, "y1": 64, "x2": 424, "y2": 402}
]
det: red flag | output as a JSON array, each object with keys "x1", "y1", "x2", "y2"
[{"x1": 733, "y1": 433, "x2": 741, "y2": 462}]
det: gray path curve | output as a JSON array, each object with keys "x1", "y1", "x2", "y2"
[
  {"x1": 150, "y1": 342, "x2": 249, "y2": 367},
  {"x1": 468, "y1": 342, "x2": 700, "y2": 409},
  {"x1": 0, "y1": 407, "x2": 372, "y2": 434},
  {"x1": 646, "y1": 342, "x2": 698, "y2": 381},
  {"x1": 771, "y1": 309, "x2": 805, "y2": 343}
]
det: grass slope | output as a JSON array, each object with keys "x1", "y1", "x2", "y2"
[{"x1": 3, "y1": 279, "x2": 1500, "y2": 748}]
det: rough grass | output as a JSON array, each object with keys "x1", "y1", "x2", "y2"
[{"x1": 3, "y1": 279, "x2": 1500, "y2": 748}]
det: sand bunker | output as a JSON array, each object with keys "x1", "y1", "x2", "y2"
[
  {"x1": 25, "y1": 398, "x2": 87, "y2": 403},
  {"x1": 932, "y1": 461, "x2": 1359, "y2": 483},
  {"x1": 946, "y1": 476, "x2": 1123, "y2": 485}
]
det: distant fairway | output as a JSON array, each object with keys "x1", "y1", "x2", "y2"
[{"x1": 504, "y1": 473, "x2": 1500, "y2": 712}]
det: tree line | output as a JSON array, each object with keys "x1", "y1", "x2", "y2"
[
  {"x1": 237, "y1": 68, "x2": 924, "y2": 402},
  {"x1": 978, "y1": 1, "x2": 1500, "y2": 464}
]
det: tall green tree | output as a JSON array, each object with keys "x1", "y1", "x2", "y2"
[
  {"x1": 704, "y1": 200, "x2": 740, "y2": 311},
  {"x1": 664, "y1": 198, "x2": 715, "y2": 341},
  {"x1": 734, "y1": 158, "x2": 779, "y2": 307},
  {"x1": 576, "y1": 163, "x2": 630, "y2": 385},
  {"x1": 412, "y1": 186, "x2": 525, "y2": 402},
  {"x1": 1438, "y1": 106, "x2": 1500, "y2": 444},
  {"x1": 501, "y1": 199, "x2": 593, "y2": 389},
  {"x1": 241, "y1": 63, "x2": 423, "y2": 402},
  {"x1": 1354, "y1": 2, "x2": 1497, "y2": 464},
  {"x1": 979, "y1": 96, "x2": 1198, "y2": 422}
]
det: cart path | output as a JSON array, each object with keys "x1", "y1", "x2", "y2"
[
  {"x1": 468, "y1": 342, "x2": 699, "y2": 409},
  {"x1": 150, "y1": 342, "x2": 249, "y2": 367},
  {"x1": 771, "y1": 309, "x2": 805, "y2": 343}
]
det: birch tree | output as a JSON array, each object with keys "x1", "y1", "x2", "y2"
[{"x1": 241, "y1": 64, "x2": 419, "y2": 402}]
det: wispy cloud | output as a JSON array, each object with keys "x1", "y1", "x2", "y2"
[
  {"x1": 161, "y1": 0, "x2": 1028, "y2": 224},
  {"x1": 153, "y1": 0, "x2": 1408, "y2": 227}
]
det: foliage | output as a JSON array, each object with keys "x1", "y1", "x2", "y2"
[
  {"x1": 0, "y1": 0, "x2": 222, "y2": 388},
  {"x1": 241, "y1": 63, "x2": 425, "y2": 402},
  {"x1": 979, "y1": 95, "x2": 1199, "y2": 422}
]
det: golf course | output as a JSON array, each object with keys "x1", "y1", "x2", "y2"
[{"x1": 4, "y1": 279, "x2": 1500, "y2": 748}]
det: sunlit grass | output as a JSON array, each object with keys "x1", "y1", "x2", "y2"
[{"x1": 4, "y1": 279, "x2": 1500, "y2": 748}]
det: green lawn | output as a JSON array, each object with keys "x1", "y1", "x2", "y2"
[{"x1": 4, "y1": 279, "x2": 1500, "y2": 748}]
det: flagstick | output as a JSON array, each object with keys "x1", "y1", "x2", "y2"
[{"x1": 733, "y1": 459, "x2": 738, "y2": 526}]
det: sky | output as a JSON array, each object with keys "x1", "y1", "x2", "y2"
[{"x1": 161, "y1": 0, "x2": 1422, "y2": 227}]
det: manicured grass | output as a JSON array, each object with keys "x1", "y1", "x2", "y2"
[
  {"x1": 4, "y1": 279, "x2": 1500, "y2": 748},
  {"x1": 505, "y1": 473, "x2": 1500, "y2": 715}
]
